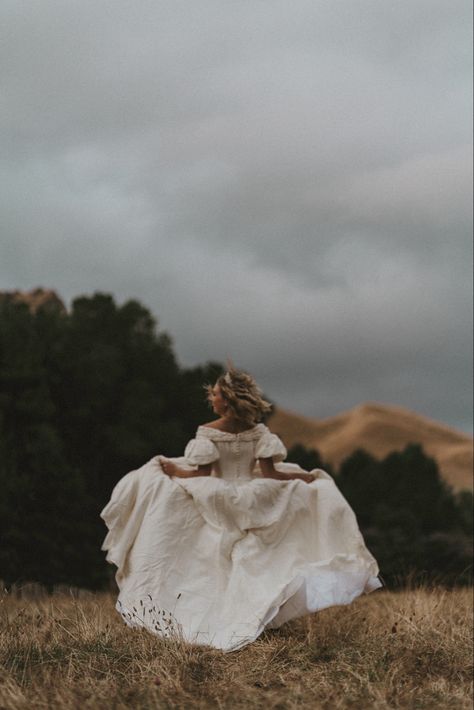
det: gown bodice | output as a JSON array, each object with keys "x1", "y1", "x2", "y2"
[{"x1": 184, "y1": 423, "x2": 287, "y2": 482}]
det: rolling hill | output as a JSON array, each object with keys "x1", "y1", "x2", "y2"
[{"x1": 267, "y1": 402, "x2": 473, "y2": 491}]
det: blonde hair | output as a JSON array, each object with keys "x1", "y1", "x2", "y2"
[{"x1": 204, "y1": 360, "x2": 272, "y2": 427}]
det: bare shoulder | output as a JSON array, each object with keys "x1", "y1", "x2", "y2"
[{"x1": 201, "y1": 420, "x2": 224, "y2": 430}]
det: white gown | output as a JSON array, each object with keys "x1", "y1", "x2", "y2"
[{"x1": 101, "y1": 423, "x2": 382, "y2": 652}]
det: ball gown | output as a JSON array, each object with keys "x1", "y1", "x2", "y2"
[{"x1": 100, "y1": 423, "x2": 382, "y2": 652}]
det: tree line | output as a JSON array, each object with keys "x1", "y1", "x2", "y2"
[{"x1": 0, "y1": 292, "x2": 471, "y2": 590}]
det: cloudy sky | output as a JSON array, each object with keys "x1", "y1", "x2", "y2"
[{"x1": 1, "y1": 1, "x2": 472, "y2": 433}]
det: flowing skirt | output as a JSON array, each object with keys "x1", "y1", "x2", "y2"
[{"x1": 101, "y1": 456, "x2": 382, "y2": 652}]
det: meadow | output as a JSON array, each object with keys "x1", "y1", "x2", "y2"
[{"x1": 0, "y1": 584, "x2": 472, "y2": 709}]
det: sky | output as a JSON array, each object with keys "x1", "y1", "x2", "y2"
[{"x1": 1, "y1": 1, "x2": 472, "y2": 434}]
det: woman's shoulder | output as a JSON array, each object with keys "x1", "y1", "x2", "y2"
[{"x1": 200, "y1": 420, "x2": 226, "y2": 431}]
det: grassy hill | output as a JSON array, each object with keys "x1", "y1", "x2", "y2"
[
  {"x1": 268, "y1": 403, "x2": 473, "y2": 492},
  {"x1": 0, "y1": 586, "x2": 471, "y2": 709}
]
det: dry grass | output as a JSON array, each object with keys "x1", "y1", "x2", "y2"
[{"x1": 0, "y1": 586, "x2": 472, "y2": 709}]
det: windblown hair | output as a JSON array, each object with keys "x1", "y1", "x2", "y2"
[{"x1": 204, "y1": 362, "x2": 272, "y2": 428}]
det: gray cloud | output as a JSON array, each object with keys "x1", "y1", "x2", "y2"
[{"x1": 1, "y1": 0, "x2": 472, "y2": 433}]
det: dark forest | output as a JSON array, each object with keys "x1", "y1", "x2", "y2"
[{"x1": 0, "y1": 293, "x2": 471, "y2": 590}]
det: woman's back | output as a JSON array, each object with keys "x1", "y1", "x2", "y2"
[{"x1": 185, "y1": 423, "x2": 287, "y2": 481}]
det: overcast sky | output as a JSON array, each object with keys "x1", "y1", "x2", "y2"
[{"x1": 1, "y1": 1, "x2": 472, "y2": 433}]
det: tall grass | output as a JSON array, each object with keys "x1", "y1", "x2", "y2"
[{"x1": 0, "y1": 585, "x2": 472, "y2": 709}]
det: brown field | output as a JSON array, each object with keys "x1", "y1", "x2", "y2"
[
  {"x1": 268, "y1": 403, "x2": 474, "y2": 492},
  {"x1": 0, "y1": 586, "x2": 472, "y2": 709}
]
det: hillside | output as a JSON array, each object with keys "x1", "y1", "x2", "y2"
[
  {"x1": 0, "y1": 287, "x2": 66, "y2": 314},
  {"x1": 268, "y1": 402, "x2": 473, "y2": 491}
]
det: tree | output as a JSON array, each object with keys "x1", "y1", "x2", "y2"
[
  {"x1": 0, "y1": 300, "x2": 102, "y2": 587},
  {"x1": 0, "y1": 292, "x2": 228, "y2": 588},
  {"x1": 286, "y1": 443, "x2": 334, "y2": 476}
]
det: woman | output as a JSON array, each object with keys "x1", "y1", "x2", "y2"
[{"x1": 101, "y1": 365, "x2": 382, "y2": 652}]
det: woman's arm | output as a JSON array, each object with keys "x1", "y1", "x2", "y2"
[
  {"x1": 259, "y1": 457, "x2": 313, "y2": 483},
  {"x1": 159, "y1": 457, "x2": 212, "y2": 478}
]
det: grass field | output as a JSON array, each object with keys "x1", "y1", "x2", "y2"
[{"x1": 0, "y1": 585, "x2": 472, "y2": 709}]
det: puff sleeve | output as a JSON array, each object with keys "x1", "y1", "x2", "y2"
[
  {"x1": 184, "y1": 438, "x2": 220, "y2": 466},
  {"x1": 255, "y1": 431, "x2": 287, "y2": 463}
]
